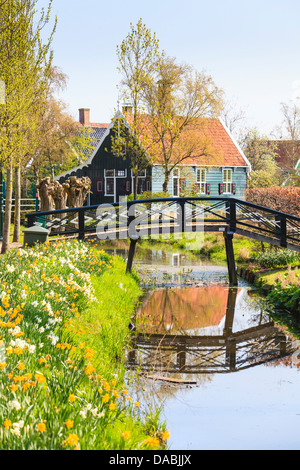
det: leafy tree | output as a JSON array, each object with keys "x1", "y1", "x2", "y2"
[
  {"x1": 26, "y1": 67, "x2": 96, "y2": 185},
  {"x1": 116, "y1": 18, "x2": 161, "y2": 198},
  {"x1": 141, "y1": 55, "x2": 224, "y2": 192},
  {"x1": 117, "y1": 20, "x2": 224, "y2": 195},
  {"x1": 241, "y1": 128, "x2": 281, "y2": 188},
  {"x1": 0, "y1": 0, "x2": 56, "y2": 252}
]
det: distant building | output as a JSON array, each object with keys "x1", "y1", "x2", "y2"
[{"x1": 273, "y1": 140, "x2": 300, "y2": 173}]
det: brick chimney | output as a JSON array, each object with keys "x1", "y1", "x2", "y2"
[{"x1": 78, "y1": 108, "x2": 90, "y2": 125}]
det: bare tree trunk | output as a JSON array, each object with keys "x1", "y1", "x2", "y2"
[
  {"x1": 50, "y1": 180, "x2": 67, "y2": 232},
  {"x1": 1, "y1": 163, "x2": 13, "y2": 254},
  {"x1": 36, "y1": 177, "x2": 54, "y2": 212},
  {"x1": 36, "y1": 177, "x2": 54, "y2": 229},
  {"x1": 163, "y1": 173, "x2": 170, "y2": 193},
  {"x1": 64, "y1": 176, "x2": 91, "y2": 208},
  {"x1": 63, "y1": 177, "x2": 91, "y2": 230},
  {"x1": 13, "y1": 164, "x2": 21, "y2": 243}
]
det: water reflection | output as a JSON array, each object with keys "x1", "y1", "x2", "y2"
[
  {"x1": 104, "y1": 246, "x2": 229, "y2": 287},
  {"x1": 127, "y1": 286, "x2": 296, "y2": 374}
]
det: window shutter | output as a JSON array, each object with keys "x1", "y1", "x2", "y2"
[
  {"x1": 95, "y1": 178, "x2": 104, "y2": 194},
  {"x1": 205, "y1": 183, "x2": 210, "y2": 195},
  {"x1": 219, "y1": 183, "x2": 224, "y2": 194},
  {"x1": 125, "y1": 178, "x2": 131, "y2": 195},
  {"x1": 231, "y1": 183, "x2": 236, "y2": 195},
  {"x1": 179, "y1": 178, "x2": 186, "y2": 195}
]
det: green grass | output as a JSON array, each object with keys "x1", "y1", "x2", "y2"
[{"x1": 70, "y1": 255, "x2": 142, "y2": 381}]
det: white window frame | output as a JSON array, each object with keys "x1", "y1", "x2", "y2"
[
  {"x1": 105, "y1": 169, "x2": 127, "y2": 178},
  {"x1": 104, "y1": 169, "x2": 128, "y2": 199},
  {"x1": 173, "y1": 168, "x2": 180, "y2": 197},
  {"x1": 115, "y1": 169, "x2": 127, "y2": 178},
  {"x1": 131, "y1": 169, "x2": 146, "y2": 177},
  {"x1": 223, "y1": 168, "x2": 232, "y2": 194},
  {"x1": 104, "y1": 169, "x2": 114, "y2": 177},
  {"x1": 105, "y1": 177, "x2": 115, "y2": 196},
  {"x1": 196, "y1": 167, "x2": 206, "y2": 194}
]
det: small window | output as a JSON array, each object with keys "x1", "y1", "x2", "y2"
[
  {"x1": 173, "y1": 178, "x2": 179, "y2": 197},
  {"x1": 116, "y1": 169, "x2": 126, "y2": 177},
  {"x1": 173, "y1": 168, "x2": 180, "y2": 196},
  {"x1": 223, "y1": 169, "x2": 232, "y2": 193},
  {"x1": 138, "y1": 179, "x2": 146, "y2": 194},
  {"x1": 125, "y1": 180, "x2": 131, "y2": 194},
  {"x1": 97, "y1": 180, "x2": 103, "y2": 193},
  {"x1": 105, "y1": 178, "x2": 114, "y2": 195},
  {"x1": 105, "y1": 169, "x2": 114, "y2": 177},
  {"x1": 196, "y1": 168, "x2": 206, "y2": 194},
  {"x1": 146, "y1": 180, "x2": 151, "y2": 192},
  {"x1": 131, "y1": 169, "x2": 146, "y2": 177}
]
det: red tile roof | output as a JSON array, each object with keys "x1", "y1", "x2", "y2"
[
  {"x1": 76, "y1": 122, "x2": 109, "y2": 128},
  {"x1": 125, "y1": 114, "x2": 249, "y2": 167},
  {"x1": 199, "y1": 118, "x2": 248, "y2": 167},
  {"x1": 88, "y1": 122, "x2": 109, "y2": 128}
]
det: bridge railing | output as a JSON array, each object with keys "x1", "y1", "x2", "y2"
[{"x1": 25, "y1": 197, "x2": 300, "y2": 251}]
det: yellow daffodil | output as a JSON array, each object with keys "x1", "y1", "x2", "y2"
[{"x1": 37, "y1": 422, "x2": 46, "y2": 433}]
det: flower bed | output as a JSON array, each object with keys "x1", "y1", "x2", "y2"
[{"x1": 0, "y1": 239, "x2": 168, "y2": 450}]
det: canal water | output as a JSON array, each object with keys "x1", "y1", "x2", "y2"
[{"x1": 105, "y1": 243, "x2": 300, "y2": 450}]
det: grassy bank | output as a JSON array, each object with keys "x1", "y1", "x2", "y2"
[
  {"x1": 239, "y1": 248, "x2": 300, "y2": 334},
  {"x1": 0, "y1": 239, "x2": 168, "y2": 450}
]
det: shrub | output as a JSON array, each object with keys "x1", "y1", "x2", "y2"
[{"x1": 255, "y1": 249, "x2": 300, "y2": 268}]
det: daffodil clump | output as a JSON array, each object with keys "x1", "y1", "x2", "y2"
[{"x1": 0, "y1": 239, "x2": 169, "y2": 450}]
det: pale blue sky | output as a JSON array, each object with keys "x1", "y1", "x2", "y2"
[{"x1": 44, "y1": 0, "x2": 300, "y2": 136}]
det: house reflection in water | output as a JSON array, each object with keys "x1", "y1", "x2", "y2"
[
  {"x1": 129, "y1": 285, "x2": 296, "y2": 374},
  {"x1": 136, "y1": 285, "x2": 235, "y2": 336}
]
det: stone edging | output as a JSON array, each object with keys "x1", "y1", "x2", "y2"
[{"x1": 237, "y1": 266, "x2": 273, "y2": 295}]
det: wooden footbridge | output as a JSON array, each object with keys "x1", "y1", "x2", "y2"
[{"x1": 26, "y1": 196, "x2": 300, "y2": 286}]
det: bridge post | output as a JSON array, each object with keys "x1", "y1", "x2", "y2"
[
  {"x1": 275, "y1": 215, "x2": 287, "y2": 248},
  {"x1": 224, "y1": 231, "x2": 238, "y2": 286},
  {"x1": 126, "y1": 235, "x2": 139, "y2": 274},
  {"x1": 78, "y1": 209, "x2": 85, "y2": 240},
  {"x1": 179, "y1": 200, "x2": 185, "y2": 234}
]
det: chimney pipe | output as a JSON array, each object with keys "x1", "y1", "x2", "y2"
[{"x1": 79, "y1": 108, "x2": 90, "y2": 125}]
